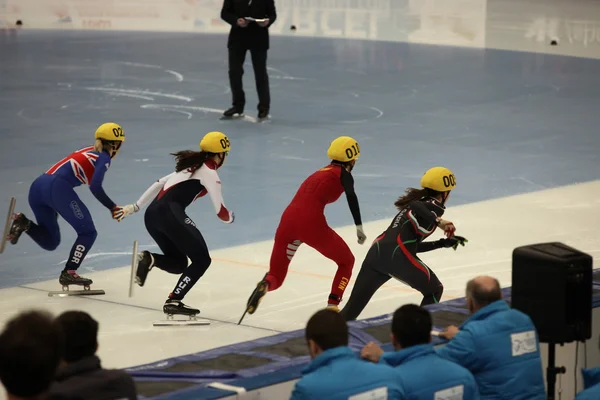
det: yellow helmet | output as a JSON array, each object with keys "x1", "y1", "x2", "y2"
[
  {"x1": 95, "y1": 122, "x2": 125, "y2": 142},
  {"x1": 200, "y1": 131, "x2": 230, "y2": 153},
  {"x1": 327, "y1": 136, "x2": 360, "y2": 162},
  {"x1": 421, "y1": 167, "x2": 456, "y2": 192}
]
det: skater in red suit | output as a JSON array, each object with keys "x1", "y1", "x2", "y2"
[{"x1": 239, "y1": 136, "x2": 366, "y2": 324}]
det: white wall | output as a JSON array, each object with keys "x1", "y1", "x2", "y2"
[{"x1": 0, "y1": 0, "x2": 488, "y2": 48}]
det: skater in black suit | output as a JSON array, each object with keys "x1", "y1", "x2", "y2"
[{"x1": 221, "y1": 0, "x2": 277, "y2": 121}]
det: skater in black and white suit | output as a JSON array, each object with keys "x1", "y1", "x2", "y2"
[{"x1": 123, "y1": 132, "x2": 234, "y2": 317}]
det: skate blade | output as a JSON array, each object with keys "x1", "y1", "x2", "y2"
[
  {"x1": 48, "y1": 289, "x2": 105, "y2": 297},
  {"x1": 153, "y1": 318, "x2": 210, "y2": 326},
  {"x1": 128, "y1": 240, "x2": 138, "y2": 298},
  {"x1": 219, "y1": 114, "x2": 245, "y2": 120},
  {"x1": 0, "y1": 197, "x2": 16, "y2": 254}
]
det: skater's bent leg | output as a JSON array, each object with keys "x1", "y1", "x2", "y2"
[
  {"x1": 26, "y1": 180, "x2": 61, "y2": 250},
  {"x1": 265, "y1": 236, "x2": 301, "y2": 291},
  {"x1": 420, "y1": 270, "x2": 444, "y2": 306},
  {"x1": 341, "y1": 261, "x2": 391, "y2": 321},
  {"x1": 52, "y1": 189, "x2": 97, "y2": 271},
  {"x1": 166, "y1": 207, "x2": 212, "y2": 300},
  {"x1": 144, "y1": 209, "x2": 188, "y2": 274},
  {"x1": 309, "y1": 227, "x2": 355, "y2": 306},
  {"x1": 390, "y1": 250, "x2": 443, "y2": 306}
]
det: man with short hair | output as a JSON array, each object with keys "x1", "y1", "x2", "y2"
[
  {"x1": 437, "y1": 276, "x2": 546, "y2": 399},
  {"x1": 361, "y1": 304, "x2": 479, "y2": 399},
  {"x1": 290, "y1": 309, "x2": 406, "y2": 400},
  {"x1": 49, "y1": 311, "x2": 137, "y2": 400},
  {"x1": 0, "y1": 310, "x2": 65, "y2": 400}
]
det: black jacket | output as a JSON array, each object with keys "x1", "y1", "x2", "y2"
[
  {"x1": 221, "y1": 0, "x2": 277, "y2": 50},
  {"x1": 49, "y1": 356, "x2": 137, "y2": 400}
]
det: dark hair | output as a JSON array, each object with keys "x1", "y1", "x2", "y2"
[
  {"x1": 0, "y1": 310, "x2": 64, "y2": 397},
  {"x1": 172, "y1": 150, "x2": 213, "y2": 172},
  {"x1": 56, "y1": 311, "x2": 99, "y2": 362},
  {"x1": 391, "y1": 304, "x2": 432, "y2": 348},
  {"x1": 305, "y1": 309, "x2": 348, "y2": 351},
  {"x1": 394, "y1": 187, "x2": 441, "y2": 210},
  {"x1": 466, "y1": 277, "x2": 502, "y2": 308}
]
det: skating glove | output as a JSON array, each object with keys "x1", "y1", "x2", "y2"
[
  {"x1": 440, "y1": 235, "x2": 468, "y2": 250},
  {"x1": 356, "y1": 225, "x2": 367, "y2": 245},
  {"x1": 112, "y1": 204, "x2": 139, "y2": 222}
]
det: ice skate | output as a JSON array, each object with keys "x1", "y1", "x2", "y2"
[
  {"x1": 153, "y1": 299, "x2": 210, "y2": 326},
  {"x1": 238, "y1": 274, "x2": 269, "y2": 325},
  {"x1": 0, "y1": 197, "x2": 16, "y2": 254},
  {"x1": 7, "y1": 213, "x2": 30, "y2": 245},
  {"x1": 48, "y1": 270, "x2": 105, "y2": 297},
  {"x1": 257, "y1": 109, "x2": 270, "y2": 122},
  {"x1": 220, "y1": 106, "x2": 244, "y2": 120},
  {"x1": 135, "y1": 250, "x2": 154, "y2": 287}
]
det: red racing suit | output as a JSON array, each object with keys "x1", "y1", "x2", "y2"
[{"x1": 265, "y1": 163, "x2": 363, "y2": 305}]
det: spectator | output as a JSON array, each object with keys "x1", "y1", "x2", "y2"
[
  {"x1": 437, "y1": 276, "x2": 546, "y2": 399},
  {"x1": 576, "y1": 365, "x2": 600, "y2": 399},
  {"x1": 49, "y1": 311, "x2": 137, "y2": 400},
  {"x1": 290, "y1": 309, "x2": 406, "y2": 400},
  {"x1": 361, "y1": 304, "x2": 480, "y2": 399},
  {"x1": 0, "y1": 310, "x2": 65, "y2": 400},
  {"x1": 220, "y1": 0, "x2": 276, "y2": 121}
]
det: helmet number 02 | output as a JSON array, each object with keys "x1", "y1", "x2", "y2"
[
  {"x1": 220, "y1": 137, "x2": 230, "y2": 150},
  {"x1": 345, "y1": 143, "x2": 360, "y2": 160},
  {"x1": 443, "y1": 174, "x2": 456, "y2": 188},
  {"x1": 112, "y1": 127, "x2": 124, "y2": 138}
]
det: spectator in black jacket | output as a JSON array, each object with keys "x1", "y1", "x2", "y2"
[
  {"x1": 220, "y1": 0, "x2": 276, "y2": 120},
  {"x1": 0, "y1": 310, "x2": 65, "y2": 400},
  {"x1": 49, "y1": 311, "x2": 137, "y2": 400}
]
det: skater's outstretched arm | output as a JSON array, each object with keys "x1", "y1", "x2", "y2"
[
  {"x1": 195, "y1": 167, "x2": 234, "y2": 223},
  {"x1": 89, "y1": 151, "x2": 118, "y2": 210},
  {"x1": 340, "y1": 168, "x2": 366, "y2": 244},
  {"x1": 133, "y1": 172, "x2": 175, "y2": 211}
]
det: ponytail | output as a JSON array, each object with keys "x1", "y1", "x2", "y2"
[
  {"x1": 172, "y1": 150, "x2": 211, "y2": 172},
  {"x1": 394, "y1": 187, "x2": 441, "y2": 210}
]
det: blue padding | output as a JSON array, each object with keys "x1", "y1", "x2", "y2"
[{"x1": 130, "y1": 271, "x2": 600, "y2": 399}]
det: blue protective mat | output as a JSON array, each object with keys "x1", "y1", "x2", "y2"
[{"x1": 127, "y1": 278, "x2": 600, "y2": 399}]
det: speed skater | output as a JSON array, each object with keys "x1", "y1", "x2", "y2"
[
  {"x1": 6, "y1": 123, "x2": 129, "y2": 289},
  {"x1": 240, "y1": 136, "x2": 366, "y2": 324},
  {"x1": 341, "y1": 167, "x2": 468, "y2": 321},
  {"x1": 122, "y1": 131, "x2": 234, "y2": 317}
]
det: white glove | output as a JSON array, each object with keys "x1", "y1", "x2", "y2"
[
  {"x1": 356, "y1": 225, "x2": 367, "y2": 245},
  {"x1": 115, "y1": 204, "x2": 139, "y2": 222}
]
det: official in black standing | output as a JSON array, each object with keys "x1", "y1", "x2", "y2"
[{"x1": 221, "y1": 0, "x2": 276, "y2": 120}]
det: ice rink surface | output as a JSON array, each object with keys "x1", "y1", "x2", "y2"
[{"x1": 1, "y1": 0, "x2": 600, "y2": 391}]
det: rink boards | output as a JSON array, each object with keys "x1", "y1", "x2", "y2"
[{"x1": 126, "y1": 274, "x2": 600, "y2": 399}]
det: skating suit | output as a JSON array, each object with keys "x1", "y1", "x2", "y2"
[
  {"x1": 134, "y1": 159, "x2": 233, "y2": 300},
  {"x1": 341, "y1": 197, "x2": 446, "y2": 320},
  {"x1": 26, "y1": 147, "x2": 116, "y2": 270},
  {"x1": 266, "y1": 164, "x2": 362, "y2": 305}
]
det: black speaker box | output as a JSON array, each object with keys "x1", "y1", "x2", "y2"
[{"x1": 511, "y1": 242, "x2": 593, "y2": 344}]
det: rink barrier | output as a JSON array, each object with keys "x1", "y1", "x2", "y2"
[{"x1": 126, "y1": 276, "x2": 600, "y2": 399}]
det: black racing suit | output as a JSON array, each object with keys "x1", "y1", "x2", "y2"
[{"x1": 341, "y1": 197, "x2": 447, "y2": 321}]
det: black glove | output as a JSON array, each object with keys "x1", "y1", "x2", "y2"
[{"x1": 440, "y1": 235, "x2": 468, "y2": 250}]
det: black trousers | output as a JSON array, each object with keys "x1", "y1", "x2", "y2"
[
  {"x1": 144, "y1": 202, "x2": 212, "y2": 301},
  {"x1": 340, "y1": 243, "x2": 444, "y2": 321},
  {"x1": 228, "y1": 47, "x2": 270, "y2": 111}
]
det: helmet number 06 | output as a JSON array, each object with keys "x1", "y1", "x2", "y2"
[
  {"x1": 112, "y1": 127, "x2": 124, "y2": 138},
  {"x1": 220, "y1": 137, "x2": 230, "y2": 150},
  {"x1": 443, "y1": 174, "x2": 456, "y2": 188},
  {"x1": 345, "y1": 144, "x2": 360, "y2": 160}
]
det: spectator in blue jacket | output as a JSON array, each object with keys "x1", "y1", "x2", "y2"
[
  {"x1": 576, "y1": 365, "x2": 600, "y2": 399},
  {"x1": 361, "y1": 304, "x2": 480, "y2": 400},
  {"x1": 290, "y1": 309, "x2": 406, "y2": 400},
  {"x1": 437, "y1": 276, "x2": 546, "y2": 400}
]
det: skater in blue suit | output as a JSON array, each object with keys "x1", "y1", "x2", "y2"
[{"x1": 7, "y1": 123, "x2": 132, "y2": 289}]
